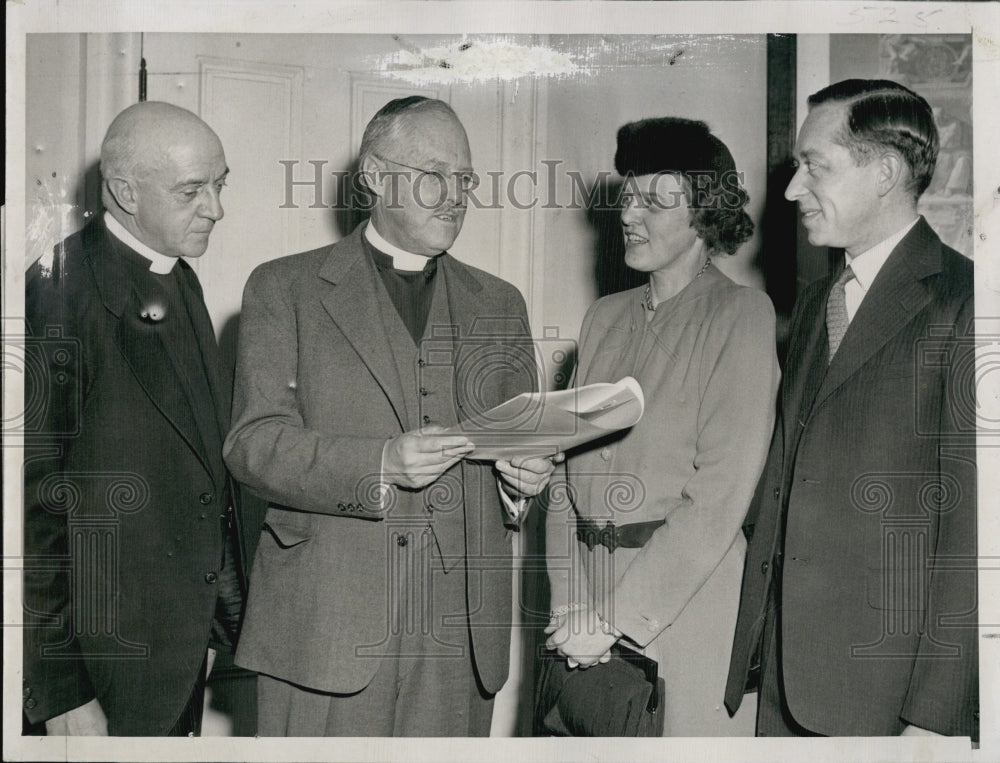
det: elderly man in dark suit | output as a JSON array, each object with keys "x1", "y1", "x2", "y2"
[
  {"x1": 23, "y1": 102, "x2": 251, "y2": 736},
  {"x1": 226, "y1": 96, "x2": 557, "y2": 736},
  {"x1": 725, "y1": 79, "x2": 977, "y2": 738}
]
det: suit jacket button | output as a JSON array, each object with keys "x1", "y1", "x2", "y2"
[
  {"x1": 199, "y1": 493, "x2": 213, "y2": 505},
  {"x1": 761, "y1": 561, "x2": 769, "y2": 574},
  {"x1": 773, "y1": 488, "x2": 780, "y2": 500},
  {"x1": 24, "y1": 698, "x2": 37, "y2": 710},
  {"x1": 422, "y1": 415, "x2": 431, "y2": 424},
  {"x1": 23, "y1": 686, "x2": 32, "y2": 698},
  {"x1": 205, "y1": 572, "x2": 218, "y2": 584},
  {"x1": 397, "y1": 536, "x2": 408, "y2": 547},
  {"x1": 600, "y1": 447, "x2": 612, "y2": 461}
]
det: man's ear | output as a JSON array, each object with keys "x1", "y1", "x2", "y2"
[
  {"x1": 358, "y1": 155, "x2": 386, "y2": 200},
  {"x1": 105, "y1": 177, "x2": 140, "y2": 215},
  {"x1": 875, "y1": 151, "x2": 906, "y2": 198}
]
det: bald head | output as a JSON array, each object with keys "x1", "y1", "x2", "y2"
[
  {"x1": 101, "y1": 102, "x2": 222, "y2": 183},
  {"x1": 101, "y1": 102, "x2": 229, "y2": 258}
]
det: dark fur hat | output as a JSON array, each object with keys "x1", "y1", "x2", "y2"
[{"x1": 614, "y1": 117, "x2": 736, "y2": 179}]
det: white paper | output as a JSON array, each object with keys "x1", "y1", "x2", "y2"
[{"x1": 445, "y1": 376, "x2": 644, "y2": 460}]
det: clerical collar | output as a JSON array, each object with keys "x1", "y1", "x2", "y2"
[
  {"x1": 104, "y1": 212, "x2": 179, "y2": 274},
  {"x1": 364, "y1": 221, "x2": 438, "y2": 272}
]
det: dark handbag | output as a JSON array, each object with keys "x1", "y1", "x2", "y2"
[{"x1": 534, "y1": 643, "x2": 665, "y2": 736}]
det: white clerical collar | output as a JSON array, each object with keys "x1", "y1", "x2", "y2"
[
  {"x1": 104, "y1": 212, "x2": 178, "y2": 274},
  {"x1": 364, "y1": 221, "x2": 435, "y2": 272},
  {"x1": 845, "y1": 217, "x2": 920, "y2": 293}
]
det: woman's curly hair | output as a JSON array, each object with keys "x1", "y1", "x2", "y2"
[{"x1": 686, "y1": 175, "x2": 754, "y2": 255}]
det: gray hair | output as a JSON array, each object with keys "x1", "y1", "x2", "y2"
[{"x1": 358, "y1": 96, "x2": 460, "y2": 171}]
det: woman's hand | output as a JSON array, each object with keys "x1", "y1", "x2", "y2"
[
  {"x1": 544, "y1": 606, "x2": 617, "y2": 668},
  {"x1": 496, "y1": 452, "x2": 564, "y2": 499}
]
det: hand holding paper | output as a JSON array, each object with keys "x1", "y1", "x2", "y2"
[
  {"x1": 444, "y1": 377, "x2": 645, "y2": 461},
  {"x1": 497, "y1": 452, "x2": 565, "y2": 499},
  {"x1": 382, "y1": 426, "x2": 475, "y2": 489}
]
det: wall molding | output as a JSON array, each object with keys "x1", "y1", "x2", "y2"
[{"x1": 198, "y1": 55, "x2": 304, "y2": 253}]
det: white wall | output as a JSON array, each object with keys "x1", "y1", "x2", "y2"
[{"x1": 25, "y1": 33, "x2": 141, "y2": 267}]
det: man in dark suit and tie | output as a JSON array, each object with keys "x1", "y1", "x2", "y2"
[
  {"x1": 225, "y1": 96, "x2": 557, "y2": 736},
  {"x1": 725, "y1": 79, "x2": 977, "y2": 738},
  {"x1": 23, "y1": 102, "x2": 249, "y2": 736}
]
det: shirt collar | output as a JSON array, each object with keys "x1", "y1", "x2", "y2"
[
  {"x1": 104, "y1": 212, "x2": 178, "y2": 274},
  {"x1": 845, "y1": 217, "x2": 920, "y2": 292},
  {"x1": 364, "y1": 221, "x2": 435, "y2": 272}
]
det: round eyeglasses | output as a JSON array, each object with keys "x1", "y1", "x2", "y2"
[{"x1": 375, "y1": 155, "x2": 479, "y2": 194}]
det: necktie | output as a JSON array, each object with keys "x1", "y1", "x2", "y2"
[{"x1": 826, "y1": 264, "x2": 855, "y2": 362}]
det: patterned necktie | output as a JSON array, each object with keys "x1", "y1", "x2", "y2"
[{"x1": 826, "y1": 264, "x2": 855, "y2": 362}]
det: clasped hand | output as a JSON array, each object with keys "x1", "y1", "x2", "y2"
[
  {"x1": 497, "y1": 452, "x2": 563, "y2": 499},
  {"x1": 544, "y1": 606, "x2": 617, "y2": 669}
]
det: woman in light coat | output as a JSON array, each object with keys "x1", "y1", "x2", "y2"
[{"x1": 544, "y1": 118, "x2": 780, "y2": 736}]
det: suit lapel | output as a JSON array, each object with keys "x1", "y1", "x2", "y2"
[
  {"x1": 440, "y1": 255, "x2": 498, "y2": 418},
  {"x1": 176, "y1": 262, "x2": 229, "y2": 432},
  {"x1": 87, "y1": 221, "x2": 214, "y2": 475},
  {"x1": 812, "y1": 219, "x2": 940, "y2": 410},
  {"x1": 173, "y1": 261, "x2": 228, "y2": 484},
  {"x1": 317, "y1": 227, "x2": 409, "y2": 430},
  {"x1": 379, "y1": 285, "x2": 419, "y2": 432},
  {"x1": 114, "y1": 304, "x2": 213, "y2": 472},
  {"x1": 781, "y1": 284, "x2": 829, "y2": 463},
  {"x1": 439, "y1": 254, "x2": 483, "y2": 339},
  {"x1": 438, "y1": 258, "x2": 482, "y2": 563}
]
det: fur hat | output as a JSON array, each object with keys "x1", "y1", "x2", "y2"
[{"x1": 614, "y1": 117, "x2": 736, "y2": 180}]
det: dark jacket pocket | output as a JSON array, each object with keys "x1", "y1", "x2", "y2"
[{"x1": 866, "y1": 567, "x2": 924, "y2": 611}]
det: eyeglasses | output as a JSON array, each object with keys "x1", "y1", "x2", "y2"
[{"x1": 375, "y1": 155, "x2": 479, "y2": 194}]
